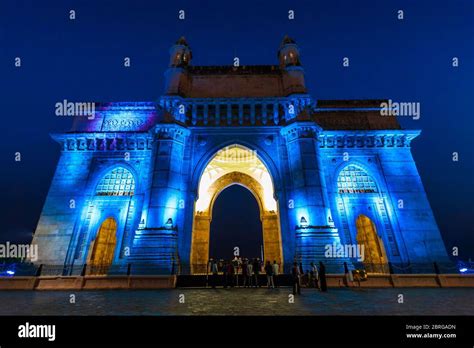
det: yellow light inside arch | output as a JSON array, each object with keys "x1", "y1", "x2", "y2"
[{"x1": 195, "y1": 145, "x2": 277, "y2": 213}]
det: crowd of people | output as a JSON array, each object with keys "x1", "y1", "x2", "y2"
[
  {"x1": 290, "y1": 261, "x2": 328, "y2": 295},
  {"x1": 208, "y1": 256, "x2": 279, "y2": 288},
  {"x1": 207, "y1": 256, "x2": 336, "y2": 295}
]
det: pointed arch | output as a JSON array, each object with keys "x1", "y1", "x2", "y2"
[
  {"x1": 355, "y1": 214, "x2": 388, "y2": 274},
  {"x1": 87, "y1": 217, "x2": 118, "y2": 274}
]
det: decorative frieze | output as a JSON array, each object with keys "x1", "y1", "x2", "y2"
[
  {"x1": 102, "y1": 118, "x2": 146, "y2": 131},
  {"x1": 159, "y1": 95, "x2": 316, "y2": 126},
  {"x1": 154, "y1": 124, "x2": 190, "y2": 143},
  {"x1": 280, "y1": 122, "x2": 321, "y2": 141},
  {"x1": 318, "y1": 131, "x2": 420, "y2": 148},
  {"x1": 51, "y1": 132, "x2": 154, "y2": 152}
]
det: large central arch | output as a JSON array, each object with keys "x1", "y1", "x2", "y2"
[{"x1": 190, "y1": 144, "x2": 283, "y2": 274}]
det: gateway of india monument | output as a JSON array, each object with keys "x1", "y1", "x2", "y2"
[{"x1": 32, "y1": 36, "x2": 449, "y2": 274}]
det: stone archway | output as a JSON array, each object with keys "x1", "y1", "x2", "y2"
[
  {"x1": 356, "y1": 214, "x2": 388, "y2": 274},
  {"x1": 190, "y1": 145, "x2": 282, "y2": 274},
  {"x1": 87, "y1": 217, "x2": 117, "y2": 275}
]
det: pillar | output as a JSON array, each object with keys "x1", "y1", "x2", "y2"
[{"x1": 281, "y1": 122, "x2": 349, "y2": 272}]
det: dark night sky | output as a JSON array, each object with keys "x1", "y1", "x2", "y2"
[
  {"x1": 210, "y1": 185, "x2": 263, "y2": 260},
  {"x1": 1, "y1": 0, "x2": 473, "y2": 259}
]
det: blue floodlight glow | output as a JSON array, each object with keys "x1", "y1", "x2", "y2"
[{"x1": 30, "y1": 37, "x2": 451, "y2": 273}]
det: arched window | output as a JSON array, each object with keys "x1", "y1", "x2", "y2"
[
  {"x1": 337, "y1": 165, "x2": 377, "y2": 194},
  {"x1": 96, "y1": 167, "x2": 135, "y2": 196}
]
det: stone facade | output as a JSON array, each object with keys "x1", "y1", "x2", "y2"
[{"x1": 32, "y1": 37, "x2": 449, "y2": 273}]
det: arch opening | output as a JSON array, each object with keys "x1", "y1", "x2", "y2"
[
  {"x1": 190, "y1": 144, "x2": 282, "y2": 274},
  {"x1": 209, "y1": 184, "x2": 263, "y2": 260},
  {"x1": 87, "y1": 217, "x2": 117, "y2": 275},
  {"x1": 355, "y1": 214, "x2": 388, "y2": 274}
]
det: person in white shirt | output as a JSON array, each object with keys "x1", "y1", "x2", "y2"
[{"x1": 272, "y1": 261, "x2": 279, "y2": 287}]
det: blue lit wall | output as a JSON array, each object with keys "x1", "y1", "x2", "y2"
[{"x1": 33, "y1": 102, "x2": 449, "y2": 272}]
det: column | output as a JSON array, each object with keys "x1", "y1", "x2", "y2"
[
  {"x1": 262, "y1": 103, "x2": 267, "y2": 125},
  {"x1": 250, "y1": 102, "x2": 256, "y2": 125},
  {"x1": 238, "y1": 103, "x2": 243, "y2": 125},
  {"x1": 281, "y1": 122, "x2": 349, "y2": 272},
  {"x1": 203, "y1": 103, "x2": 209, "y2": 125},
  {"x1": 215, "y1": 102, "x2": 220, "y2": 126},
  {"x1": 132, "y1": 124, "x2": 189, "y2": 269},
  {"x1": 227, "y1": 103, "x2": 232, "y2": 125}
]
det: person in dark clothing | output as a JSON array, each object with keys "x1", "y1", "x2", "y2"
[
  {"x1": 247, "y1": 259, "x2": 253, "y2": 287},
  {"x1": 310, "y1": 262, "x2": 319, "y2": 290},
  {"x1": 298, "y1": 262, "x2": 304, "y2": 288},
  {"x1": 253, "y1": 258, "x2": 260, "y2": 287},
  {"x1": 265, "y1": 261, "x2": 274, "y2": 288},
  {"x1": 343, "y1": 261, "x2": 353, "y2": 287},
  {"x1": 319, "y1": 261, "x2": 327, "y2": 292},
  {"x1": 292, "y1": 262, "x2": 301, "y2": 295},
  {"x1": 222, "y1": 261, "x2": 228, "y2": 288},
  {"x1": 227, "y1": 261, "x2": 234, "y2": 287},
  {"x1": 241, "y1": 258, "x2": 248, "y2": 287}
]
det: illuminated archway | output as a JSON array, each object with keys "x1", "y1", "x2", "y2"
[
  {"x1": 191, "y1": 145, "x2": 282, "y2": 274},
  {"x1": 356, "y1": 215, "x2": 388, "y2": 274},
  {"x1": 87, "y1": 217, "x2": 118, "y2": 275}
]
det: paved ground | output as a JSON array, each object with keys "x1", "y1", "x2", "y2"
[{"x1": 0, "y1": 288, "x2": 472, "y2": 315}]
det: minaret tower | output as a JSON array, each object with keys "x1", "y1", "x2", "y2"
[
  {"x1": 277, "y1": 35, "x2": 306, "y2": 95},
  {"x1": 164, "y1": 37, "x2": 192, "y2": 95}
]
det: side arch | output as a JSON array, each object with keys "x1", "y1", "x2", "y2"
[
  {"x1": 87, "y1": 216, "x2": 118, "y2": 274},
  {"x1": 355, "y1": 214, "x2": 389, "y2": 273},
  {"x1": 332, "y1": 160, "x2": 405, "y2": 263}
]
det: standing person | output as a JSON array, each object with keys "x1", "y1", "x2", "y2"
[
  {"x1": 227, "y1": 260, "x2": 235, "y2": 287},
  {"x1": 222, "y1": 260, "x2": 228, "y2": 288},
  {"x1": 247, "y1": 259, "x2": 253, "y2": 287},
  {"x1": 237, "y1": 256, "x2": 242, "y2": 286},
  {"x1": 298, "y1": 262, "x2": 304, "y2": 288},
  {"x1": 303, "y1": 270, "x2": 310, "y2": 287},
  {"x1": 265, "y1": 261, "x2": 274, "y2": 288},
  {"x1": 272, "y1": 260, "x2": 279, "y2": 288},
  {"x1": 207, "y1": 257, "x2": 213, "y2": 287},
  {"x1": 319, "y1": 261, "x2": 327, "y2": 292},
  {"x1": 208, "y1": 258, "x2": 213, "y2": 273},
  {"x1": 253, "y1": 258, "x2": 260, "y2": 287},
  {"x1": 241, "y1": 258, "x2": 248, "y2": 287},
  {"x1": 292, "y1": 262, "x2": 301, "y2": 295},
  {"x1": 232, "y1": 256, "x2": 239, "y2": 287},
  {"x1": 218, "y1": 259, "x2": 223, "y2": 273},
  {"x1": 310, "y1": 262, "x2": 319, "y2": 290},
  {"x1": 343, "y1": 262, "x2": 354, "y2": 287},
  {"x1": 211, "y1": 259, "x2": 218, "y2": 289}
]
